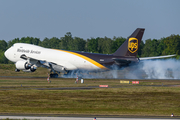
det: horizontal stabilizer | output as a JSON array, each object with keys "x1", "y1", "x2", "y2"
[{"x1": 139, "y1": 54, "x2": 176, "y2": 60}]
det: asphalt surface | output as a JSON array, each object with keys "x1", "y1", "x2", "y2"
[
  {"x1": 0, "y1": 116, "x2": 179, "y2": 120},
  {"x1": 0, "y1": 84, "x2": 179, "y2": 91}
]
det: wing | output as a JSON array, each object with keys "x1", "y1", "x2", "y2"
[
  {"x1": 139, "y1": 54, "x2": 176, "y2": 60},
  {"x1": 20, "y1": 54, "x2": 67, "y2": 73}
]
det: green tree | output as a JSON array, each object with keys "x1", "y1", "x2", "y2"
[
  {"x1": 7, "y1": 37, "x2": 40, "y2": 48},
  {"x1": 49, "y1": 37, "x2": 61, "y2": 49},
  {"x1": 0, "y1": 50, "x2": 8, "y2": 64},
  {"x1": 163, "y1": 34, "x2": 180, "y2": 55},
  {"x1": 31, "y1": 37, "x2": 41, "y2": 45},
  {"x1": 141, "y1": 39, "x2": 152, "y2": 57},
  {"x1": 73, "y1": 37, "x2": 86, "y2": 51},
  {"x1": 137, "y1": 41, "x2": 145, "y2": 57},
  {"x1": 102, "y1": 36, "x2": 112, "y2": 54},
  {"x1": 0, "y1": 40, "x2": 8, "y2": 51},
  {"x1": 61, "y1": 32, "x2": 73, "y2": 50},
  {"x1": 157, "y1": 38, "x2": 166, "y2": 55},
  {"x1": 97, "y1": 37, "x2": 104, "y2": 53},
  {"x1": 86, "y1": 38, "x2": 98, "y2": 53},
  {"x1": 141, "y1": 39, "x2": 159, "y2": 57},
  {"x1": 39, "y1": 37, "x2": 51, "y2": 48},
  {"x1": 7, "y1": 38, "x2": 20, "y2": 48},
  {"x1": 112, "y1": 37, "x2": 126, "y2": 53}
]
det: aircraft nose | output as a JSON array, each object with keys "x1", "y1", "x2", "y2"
[
  {"x1": 4, "y1": 49, "x2": 10, "y2": 59},
  {"x1": 4, "y1": 47, "x2": 16, "y2": 62}
]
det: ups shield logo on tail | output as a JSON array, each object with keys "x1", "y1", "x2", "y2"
[{"x1": 128, "y1": 37, "x2": 138, "y2": 53}]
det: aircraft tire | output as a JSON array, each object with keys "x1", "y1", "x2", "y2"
[
  {"x1": 15, "y1": 69, "x2": 20, "y2": 72},
  {"x1": 50, "y1": 73, "x2": 58, "y2": 78}
]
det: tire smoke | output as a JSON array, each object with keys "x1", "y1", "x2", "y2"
[
  {"x1": 63, "y1": 59, "x2": 180, "y2": 79},
  {"x1": 140, "y1": 59, "x2": 180, "y2": 79}
]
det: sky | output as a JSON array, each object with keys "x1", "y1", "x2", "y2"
[{"x1": 0, "y1": 0, "x2": 180, "y2": 42}]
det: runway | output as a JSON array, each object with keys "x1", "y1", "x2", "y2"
[
  {"x1": 0, "y1": 116, "x2": 179, "y2": 120},
  {"x1": 0, "y1": 84, "x2": 178, "y2": 91}
]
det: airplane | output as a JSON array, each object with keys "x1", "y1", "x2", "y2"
[{"x1": 4, "y1": 28, "x2": 176, "y2": 77}]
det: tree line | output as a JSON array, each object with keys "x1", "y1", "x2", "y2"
[{"x1": 0, "y1": 32, "x2": 179, "y2": 64}]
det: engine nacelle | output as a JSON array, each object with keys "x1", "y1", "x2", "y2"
[
  {"x1": 23, "y1": 65, "x2": 37, "y2": 72},
  {"x1": 30, "y1": 65, "x2": 37, "y2": 72},
  {"x1": 15, "y1": 60, "x2": 37, "y2": 72},
  {"x1": 51, "y1": 64, "x2": 66, "y2": 73},
  {"x1": 15, "y1": 60, "x2": 31, "y2": 70}
]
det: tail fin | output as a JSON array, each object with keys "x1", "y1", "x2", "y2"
[{"x1": 113, "y1": 28, "x2": 145, "y2": 57}]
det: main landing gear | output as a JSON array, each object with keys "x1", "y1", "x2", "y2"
[{"x1": 50, "y1": 73, "x2": 59, "y2": 78}]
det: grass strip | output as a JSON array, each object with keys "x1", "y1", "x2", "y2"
[{"x1": 0, "y1": 86, "x2": 179, "y2": 116}]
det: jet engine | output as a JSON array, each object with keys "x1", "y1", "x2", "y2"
[
  {"x1": 51, "y1": 64, "x2": 66, "y2": 73},
  {"x1": 30, "y1": 65, "x2": 37, "y2": 72},
  {"x1": 15, "y1": 60, "x2": 36, "y2": 72}
]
